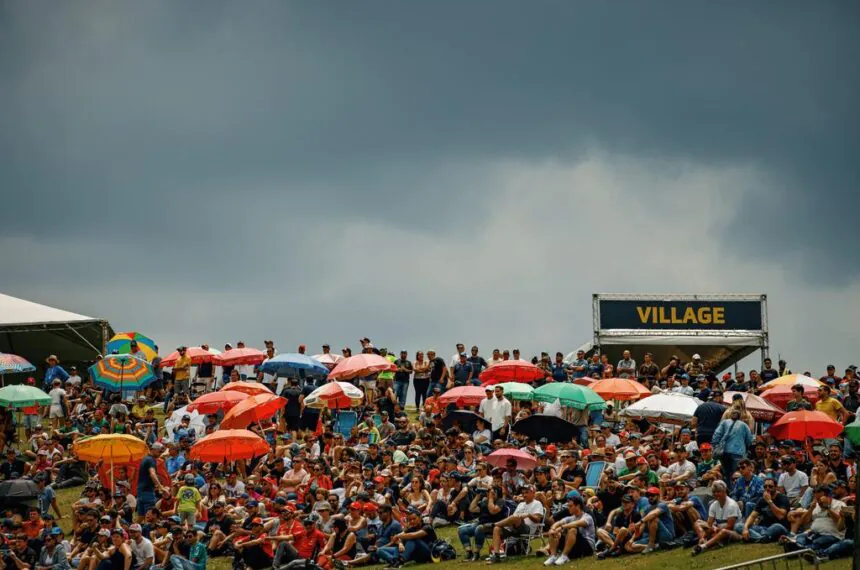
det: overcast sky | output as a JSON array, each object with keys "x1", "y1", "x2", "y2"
[{"x1": 1, "y1": 1, "x2": 858, "y2": 373}]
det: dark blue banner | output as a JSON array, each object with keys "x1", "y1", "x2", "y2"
[{"x1": 599, "y1": 299, "x2": 763, "y2": 330}]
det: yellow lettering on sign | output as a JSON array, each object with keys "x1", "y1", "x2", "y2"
[
  {"x1": 683, "y1": 307, "x2": 696, "y2": 323},
  {"x1": 636, "y1": 306, "x2": 651, "y2": 324},
  {"x1": 713, "y1": 306, "x2": 725, "y2": 324},
  {"x1": 698, "y1": 307, "x2": 712, "y2": 324}
]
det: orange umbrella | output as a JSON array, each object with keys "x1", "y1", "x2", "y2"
[
  {"x1": 220, "y1": 393, "x2": 286, "y2": 429},
  {"x1": 188, "y1": 429, "x2": 270, "y2": 462},
  {"x1": 591, "y1": 378, "x2": 652, "y2": 402},
  {"x1": 760, "y1": 374, "x2": 824, "y2": 390},
  {"x1": 161, "y1": 347, "x2": 218, "y2": 367},
  {"x1": 186, "y1": 391, "x2": 246, "y2": 415},
  {"x1": 219, "y1": 381, "x2": 274, "y2": 396},
  {"x1": 214, "y1": 348, "x2": 267, "y2": 367},
  {"x1": 768, "y1": 411, "x2": 843, "y2": 441},
  {"x1": 328, "y1": 354, "x2": 396, "y2": 381},
  {"x1": 760, "y1": 384, "x2": 819, "y2": 409}
]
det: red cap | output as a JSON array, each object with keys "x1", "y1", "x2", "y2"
[
  {"x1": 581, "y1": 449, "x2": 592, "y2": 457},
  {"x1": 350, "y1": 502, "x2": 362, "y2": 510},
  {"x1": 251, "y1": 517, "x2": 264, "y2": 525},
  {"x1": 699, "y1": 443, "x2": 712, "y2": 450},
  {"x1": 284, "y1": 504, "x2": 296, "y2": 513},
  {"x1": 546, "y1": 444, "x2": 558, "y2": 454},
  {"x1": 636, "y1": 457, "x2": 647, "y2": 465},
  {"x1": 26, "y1": 377, "x2": 35, "y2": 385},
  {"x1": 373, "y1": 476, "x2": 384, "y2": 484},
  {"x1": 363, "y1": 503, "x2": 378, "y2": 513},
  {"x1": 646, "y1": 487, "x2": 661, "y2": 495}
]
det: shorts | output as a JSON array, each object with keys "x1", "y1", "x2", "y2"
[
  {"x1": 23, "y1": 415, "x2": 40, "y2": 430},
  {"x1": 49, "y1": 406, "x2": 64, "y2": 419},
  {"x1": 179, "y1": 511, "x2": 197, "y2": 525},
  {"x1": 635, "y1": 520, "x2": 674, "y2": 546},
  {"x1": 175, "y1": 379, "x2": 190, "y2": 395},
  {"x1": 137, "y1": 491, "x2": 157, "y2": 516},
  {"x1": 360, "y1": 378, "x2": 377, "y2": 390},
  {"x1": 286, "y1": 415, "x2": 301, "y2": 430},
  {"x1": 500, "y1": 523, "x2": 529, "y2": 539},
  {"x1": 558, "y1": 529, "x2": 594, "y2": 559}
]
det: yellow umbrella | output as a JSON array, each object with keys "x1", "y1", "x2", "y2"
[
  {"x1": 73, "y1": 434, "x2": 149, "y2": 491},
  {"x1": 74, "y1": 434, "x2": 148, "y2": 463}
]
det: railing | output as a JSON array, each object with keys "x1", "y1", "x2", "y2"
[{"x1": 712, "y1": 549, "x2": 818, "y2": 570}]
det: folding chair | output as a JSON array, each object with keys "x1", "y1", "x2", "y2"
[{"x1": 503, "y1": 507, "x2": 547, "y2": 557}]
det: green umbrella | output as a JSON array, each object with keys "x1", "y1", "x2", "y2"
[
  {"x1": 533, "y1": 382, "x2": 606, "y2": 411},
  {"x1": 0, "y1": 384, "x2": 51, "y2": 408},
  {"x1": 495, "y1": 382, "x2": 534, "y2": 401},
  {"x1": 844, "y1": 417, "x2": 860, "y2": 447}
]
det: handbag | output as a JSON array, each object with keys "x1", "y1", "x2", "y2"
[{"x1": 713, "y1": 420, "x2": 738, "y2": 456}]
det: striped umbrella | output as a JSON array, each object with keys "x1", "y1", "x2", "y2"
[
  {"x1": 106, "y1": 332, "x2": 158, "y2": 362},
  {"x1": 0, "y1": 353, "x2": 36, "y2": 375},
  {"x1": 88, "y1": 354, "x2": 155, "y2": 392}
]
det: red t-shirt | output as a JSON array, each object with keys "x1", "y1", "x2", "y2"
[
  {"x1": 294, "y1": 529, "x2": 328, "y2": 559},
  {"x1": 236, "y1": 532, "x2": 273, "y2": 557}
]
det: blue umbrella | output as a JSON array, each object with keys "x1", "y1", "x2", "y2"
[{"x1": 258, "y1": 353, "x2": 329, "y2": 379}]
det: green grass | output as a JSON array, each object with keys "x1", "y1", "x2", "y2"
[{"x1": 50, "y1": 406, "x2": 852, "y2": 570}]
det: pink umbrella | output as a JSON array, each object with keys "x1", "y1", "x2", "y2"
[
  {"x1": 485, "y1": 448, "x2": 537, "y2": 471},
  {"x1": 214, "y1": 348, "x2": 267, "y2": 367},
  {"x1": 328, "y1": 354, "x2": 396, "y2": 381},
  {"x1": 480, "y1": 361, "x2": 547, "y2": 386},
  {"x1": 438, "y1": 386, "x2": 487, "y2": 408},
  {"x1": 313, "y1": 353, "x2": 344, "y2": 371},
  {"x1": 723, "y1": 392, "x2": 785, "y2": 422},
  {"x1": 161, "y1": 347, "x2": 217, "y2": 367}
]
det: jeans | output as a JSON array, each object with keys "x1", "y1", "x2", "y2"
[
  {"x1": 795, "y1": 532, "x2": 840, "y2": 554},
  {"x1": 458, "y1": 523, "x2": 489, "y2": 551},
  {"x1": 734, "y1": 522, "x2": 788, "y2": 542},
  {"x1": 170, "y1": 555, "x2": 202, "y2": 570},
  {"x1": 821, "y1": 539, "x2": 854, "y2": 559},
  {"x1": 377, "y1": 540, "x2": 431, "y2": 564},
  {"x1": 393, "y1": 380, "x2": 408, "y2": 408},
  {"x1": 429, "y1": 381, "x2": 445, "y2": 395}
]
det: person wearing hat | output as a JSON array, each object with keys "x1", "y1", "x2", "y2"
[
  {"x1": 626, "y1": 487, "x2": 675, "y2": 555},
  {"x1": 127, "y1": 523, "x2": 155, "y2": 570},
  {"x1": 65, "y1": 365, "x2": 82, "y2": 388},
  {"x1": 42, "y1": 355, "x2": 68, "y2": 391},
  {"x1": 595, "y1": 493, "x2": 641, "y2": 559},
  {"x1": 691, "y1": 480, "x2": 743, "y2": 556},
  {"x1": 37, "y1": 526, "x2": 70, "y2": 570},
  {"x1": 667, "y1": 482, "x2": 707, "y2": 539},
  {"x1": 486, "y1": 485, "x2": 545, "y2": 563},
  {"x1": 136, "y1": 441, "x2": 167, "y2": 522},
  {"x1": 172, "y1": 347, "x2": 193, "y2": 397},
  {"x1": 232, "y1": 517, "x2": 274, "y2": 570},
  {"x1": 176, "y1": 474, "x2": 202, "y2": 528},
  {"x1": 542, "y1": 493, "x2": 595, "y2": 564}
]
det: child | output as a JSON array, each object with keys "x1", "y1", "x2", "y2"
[{"x1": 176, "y1": 474, "x2": 202, "y2": 529}]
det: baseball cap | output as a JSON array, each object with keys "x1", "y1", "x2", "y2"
[
  {"x1": 251, "y1": 517, "x2": 264, "y2": 525},
  {"x1": 646, "y1": 487, "x2": 661, "y2": 496},
  {"x1": 636, "y1": 457, "x2": 647, "y2": 465},
  {"x1": 129, "y1": 524, "x2": 142, "y2": 532},
  {"x1": 699, "y1": 443, "x2": 712, "y2": 450}
]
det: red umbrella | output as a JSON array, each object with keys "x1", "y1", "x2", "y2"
[
  {"x1": 220, "y1": 393, "x2": 287, "y2": 429},
  {"x1": 186, "y1": 391, "x2": 246, "y2": 415},
  {"x1": 591, "y1": 378, "x2": 652, "y2": 402},
  {"x1": 188, "y1": 429, "x2": 270, "y2": 462},
  {"x1": 214, "y1": 348, "x2": 267, "y2": 367},
  {"x1": 768, "y1": 411, "x2": 843, "y2": 441},
  {"x1": 220, "y1": 381, "x2": 274, "y2": 397},
  {"x1": 760, "y1": 384, "x2": 819, "y2": 409},
  {"x1": 161, "y1": 347, "x2": 217, "y2": 367},
  {"x1": 723, "y1": 392, "x2": 785, "y2": 423},
  {"x1": 328, "y1": 354, "x2": 396, "y2": 381},
  {"x1": 573, "y1": 377, "x2": 596, "y2": 387},
  {"x1": 480, "y1": 361, "x2": 547, "y2": 386},
  {"x1": 485, "y1": 448, "x2": 537, "y2": 471},
  {"x1": 438, "y1": 386, "x2": 486, "y2": 408}
]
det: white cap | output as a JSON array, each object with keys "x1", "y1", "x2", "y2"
[{"x1": 692, "y1": 354, "x2": 701, "y2": 360}]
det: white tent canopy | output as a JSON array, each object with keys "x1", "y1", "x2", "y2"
[{"x1": 0, "y1": 293, "x2": 112, "y2": 379}]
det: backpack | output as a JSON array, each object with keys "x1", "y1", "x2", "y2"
[{"x1": 430, "y1": 540, "x2": 457, "y2": 563}]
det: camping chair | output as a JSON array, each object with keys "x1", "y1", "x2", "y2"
[
  {"x1": 503, "y1": 507, "x2": 547, "y2": 557},
  {"x1": 335, "y1": 411, "x2": 358, "y2": 438}
]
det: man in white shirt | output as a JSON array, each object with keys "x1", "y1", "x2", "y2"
[
  {"x1": 128, "y1": 523, "x2": 155, "y2": 570},
  {"x1": 450, "y1": 343, "x2": 466, "y2": 369},
  {"x1": 479, "y1": 386, "x2": 512, "y2": 439},
  {"x1": 692, "y1": 480, "x2": 742, "y2": 555},
  {"x1": 777, "y1": 456, "x2": 809, "y2": 505},
  {"x1": 791, "y1": 486, "x2": 845, "y2": 555},
  {"x1": 488, "y1": 485, "x2": 545, "y2": 563},
  {"x1": 65, "y1": 366, "x2": 82, "y2": 388},
  {"x1": 663, "y1": 445, "x2": 696, "y2": 486},
  {"x1": 258, "y1": 347, "x2": 278, "y2": 390}
]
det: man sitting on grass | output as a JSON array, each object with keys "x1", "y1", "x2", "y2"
[
  {"x1": 692, "y1": 480, "x2": 742, "y2": 556},
  {"x1": 543, "y1": 494, "x2": 595, "y2": 565}
]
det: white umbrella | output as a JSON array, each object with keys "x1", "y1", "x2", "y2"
[
  {"x1": 619, "y1": 392, "x2": 702, "y2": 424},
  {"x1": 164, "y1": 405, "x2": 207, "y2": 439},
  {"x1": 312, "y1": 353, "x2": 344, "y2": 370},
  {"x1": 304, "y1": 381, "x2": 364, "y2": 409}
]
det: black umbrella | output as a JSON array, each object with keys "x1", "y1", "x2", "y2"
[
  {"x1": 442, "y1": 410, "x2": 484, "y2": 433},
  {"x1": 512, "y1": 414, "x2": 579, "y2": 443},
  {"x1": 0, "y1": 479, "x2": 39, "y2": 501}
]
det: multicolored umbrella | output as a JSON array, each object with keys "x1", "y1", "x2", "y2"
[
  {"x1": 327, "y1": 354, "x2": 396, "y2": 381},
  {"x1": 438, "y1": 386, "x2": 487, "y2": 408},
  {"x1": 533, "y1": 382, "x2": 606, "y2": 411},
  {"x1": 479, "y1": 360, "x2": 547, "y2": 385},
  {"x1": 88, "y1": 354, "x2": 155, "y2": 392},
  {"x1": 214, "y1": 348, "x2": 267, "y2": 368},
  {"x1": 0, "y1": 385, "x2": 51, "y2": 408},
  {"x1": 220, "y1": 393, "x2": 287, "y2": 429},
  {"x1": 768, "y1": 411, "x2": 843, "y2": 441},
  {"x1": 760, "y1": 374, "x2": 824, "y2": 390},
  {"x1": 258, "y1": 353, "x2": 329, "y2": 379},
  {"x1": 591, "y1": 378, "x2": 652, "y2": 402},
  {"x1": 186, "y1": 391, "x2": 247, "y2": 415},
  {"x1": 188, "y1": 429, "x2": 270, "y2": 462},
  {"x1": 495, "y1": 382, "x2": 535, "y2": 401},
  {"x1": 161, "y1": 346, "x2": 220, "y2": 367},
  {"x1": 0, "y1": 353, "x2": 36, "y2": 375},
  {"x1": 304, "y1": 381, "x2": 364, "y2": 409},
  {"x1": 106, "y1": 332, "x2": 158, "y2": 362},
  {"x1": 219, "y1": 381, "x2": 273, "y2": 397},
  {"x1": 760, "y1": 384, "x2": 819, "y2": 409}
]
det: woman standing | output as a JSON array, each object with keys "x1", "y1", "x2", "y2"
[
  {"x1": 413, "y1": 352, "x2": 431, "y2": 409},
  {"x1": 711, "y1": 409, "x2": 754, "y2": 481}
]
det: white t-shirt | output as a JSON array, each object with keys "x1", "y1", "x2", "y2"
[
  {"x1": 479, "y1": 397, "x2": 512, "y2": 431},
  {"x1": 129, "y1": 537, "x2": 154, "y2": 568},
  {"x1": 777, "y1": 470, "x2": 809, "y2": 499},
  {"x1": 809, "y1": 499, "x2": 845, "y2": 538},
  {"x1": 49, "y1": 388, "x2": 66, "y2": 407},
  {"x1": 513, "y1": 499, "x2": 545, "y2": 530},
  {"x1": 259, "y1": 359, "x2": 277, "y2": 386},
  {"x1": 667, "y1": 460, "x2": 696, "y2": 482},
  {"x1": 605, "y1": 434, "x2": 621, "y2": 447},
  {"x1": 65, "y1": 375, "x2": 82, "y2": 387},
  {"x1": 708, "y1": 497, "x2": 742, "y2": 526}
]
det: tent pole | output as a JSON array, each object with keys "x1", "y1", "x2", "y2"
[{"x1": 65, "y1": 324, "x2": 102, "y2": 354}]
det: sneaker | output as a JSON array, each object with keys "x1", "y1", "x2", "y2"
[
  {"x1": 464, "y1": 550, "x2": 473, "y2": 562},
  {"x1": 554, "y1": 555, "x2": 569, "y2": 565},
  {"x1": 642, "y1": 546, "x2": 658, "y2": 554},
  {"x1": 543, "y1": 555, "x2": 558, "y2": 566},
  {"x1": 486, "y1": 553, "x2": 502, "y2": 564},
  {"x1": 691, "y1": 545, "x2": 703, "y2": 557},
  {"x1": 471, "y1": 552, "x2": 482, "y2": 562},
  {"x1": 596, "y1": 552, "x2": 607, "y2": 561}
]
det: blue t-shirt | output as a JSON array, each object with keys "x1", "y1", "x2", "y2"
[
  {"x1": 44, "y1": 366, "x2": 69, "y2": 388},
  {"x1": 587, "y1": 363, "x2": 604, "y2": 378},
  {"x1": 137, "y1": 455, "x2": 158, "y2": 494},
  {"x1": 551, "y1": 364, "x2": 569, "y2": 382},
  {"x1": 644, "y1": 502, "x2": 675, "y2": 538},
  {"x1": 452, "y1": 363, "x2": 472, "y2": 386}
]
